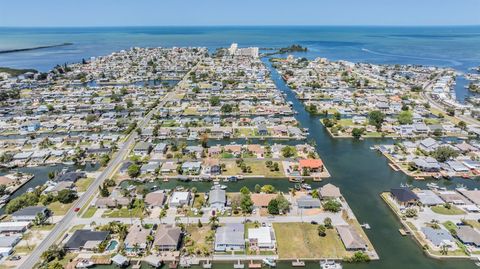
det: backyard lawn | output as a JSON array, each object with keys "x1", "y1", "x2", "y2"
[
  {"x1": 273, "y1": 223, "x2": 348, "y2": 259},
  {"x1": 431, "y1": 205, "x2": 465, "y2": 215}
]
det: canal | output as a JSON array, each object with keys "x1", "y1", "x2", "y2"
[{"x1": 94, "y1": 58, "x2": 478, "y2": 269}]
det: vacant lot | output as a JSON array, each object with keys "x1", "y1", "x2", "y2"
[
  {"x1": 47, "y1": 201, "x2": 73, "y2": 216},
  {"x1": 185, "y1": 224, "x2": 214, "y2": 256},
  {"x1": 273, "y1": 222, "x2": 348, "y2": 259}
]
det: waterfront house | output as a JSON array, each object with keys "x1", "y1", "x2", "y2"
[
  {"x1": 11, "y1": 206, "x2": 49, "y2": 222},
  {"x1": 420, "y1": 227, "x2": 456, "y2": 249},
  {"x1": 418, "y1": 138, "x2": 439, "y2": 153},
  {"x1": 169, "y1": 191, "x2": 191, "y2": 207},
  {"x1": 209, "y1": 185, "x2": 226, "y2": 211},
  {"x1": 319, "y1": 183, "x2": 341, "y2": 200},
  {"x1": 64, "y1": 229, "x2": 109, "y2": 251},
  {"x1": 153, "y1": 225, "x2": 182, "y2": 251},
  {"x1": 153, "y1": 143, "x2": 168, "y2": 154},
  {"x1": 124, "y1": 225, "x2": 152, "y2": 255},
  {"x1": 412, "y1": 157, "x2": 441, "y2": 172},
  {"x1": 161, "y1": 161, "x2": 177, "y2": 174},
  {"x1": 247, "y1": 227, "x2": 276, "y2": 251},
  {"x1": 181, "y1": 161, "x2": 201, "y2": 174},
  {"x1": 296, "y1": 195, "x2": 321, "y2": 209},
  {"x1": 141, "y1": 161, "x2": 161, "y2": 174},
  {"x1": 456, "y1": 226, "x2": 480, "y2": 247},
  {"x1": 144, "y1": 190, "x2": 166, "y2": 208},
  {"x1": 390, "y1": 188, "x2": 419, "y2": 207},
  {"x1": 298, "y1": 159, "x2": 324, "y2": 172},
  {"x1": 336, "y1": 225, "x2": 368, "y2": 251},
  {"x1": 415, "y1": 190, "x2": 444, "y2": 206},
  {"x1": 214, "y1": 223, "x2": 245, "y2": 252}
]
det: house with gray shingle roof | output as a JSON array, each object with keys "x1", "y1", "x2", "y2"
[{"x1": 215, "y1": 223, "x2": 245, "y2": 252}]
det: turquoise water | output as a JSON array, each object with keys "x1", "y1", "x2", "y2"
[
  {"x1": 106, "y1": 240, "x2": 118, "y2": 251},
  {"x1": 1, "y1": 26, "x2": 480, "y2": 268}
]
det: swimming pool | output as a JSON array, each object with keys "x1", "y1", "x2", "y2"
[{"x1": 106, "y1": 240, "x2": 118, "y2": 251}]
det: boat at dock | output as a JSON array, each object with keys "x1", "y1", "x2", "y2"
[
  {"x1": 76, "y1": 259, "x2": 94, "y2": 268},
  {"x1": 301, "y1": 183, "x2": 312, "y2": 190},
  {"x1": 262, "y1": 258, "x2": 276, "y2": 267},
  {"x1": 291, "y1": 259, "x2": 305, "y2": 267},
  {"x1": 361, "y1": 223, "x2": 371, "y2": 229},
  {"x1": 320, "y1": 260, "x2": 342, "y2": 269}
]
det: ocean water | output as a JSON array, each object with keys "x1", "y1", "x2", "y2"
[
  {"x1": 1, "y1": 26, "x2": 480, "y2": 269},
  {"x1": 1, "y1": 26, "x2": 479, "y2": 101}
]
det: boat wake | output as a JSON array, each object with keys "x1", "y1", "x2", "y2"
[{"x1": 361, "y1": 48, "x2": 462, "y2": 66}]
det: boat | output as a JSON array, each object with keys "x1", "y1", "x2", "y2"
[
  {"x1": 220, "y1": 184, "x2": 228, "y2": 190},
  {"x1": 291, "y1": 259, "x2": 305, "y2": 267},
  {"x1": 319, "y1": 260, "x2": 342, "y2": 269},
  {"x1": 432, "y1": 173, "x2": 442, "y2": 180},
  {"x1": 301, "y1": 183, "x2": 312, "y2": 190},
  {"x1": 361, "y1": 223, "x2": 371, "y2": 229},
  {"x1": 262, "y1": 258, "x2": 276, "y2": 267},
  {"x1": 76, "y1": 259, "x2": 94, "y2": 268},
  {"x1": 294, "y1": 183, "x2": 302, "y2": 191},
  {"x1": 289, "y1": 177, "x2": 303, "y2": 183},
  {"x1": 426, "y1": 182, "x2": 439, "y2": 189}
]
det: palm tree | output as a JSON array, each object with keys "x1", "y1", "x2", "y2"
[
  {"x1": 159, "y1": 208, "x2": 167, "y2": 223},
  {"x1": 209, "y1": 215, "x2": 219, "y2": 229}
]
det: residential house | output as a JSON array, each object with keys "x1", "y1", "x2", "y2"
[
  {"x1": 390, "y1": 188, "x2": 419, "y2": 207},
  {"x1": 144, "y1": 191, "x2": 166, "y2": 208},
  {"x1": 64, "y1": 230, "x2": 109, "y2": 251},
  {"x1": 421, "y1": 227, "x2": 456, "y2": 248},
  {"x1": 11, "y1": 206, "x2": 49, "y2": 222},
  {"x1": 124, "y1": 225, "x2": 152, "y2": 254},
  {"x1": 336, "y1": 225, "x2": 368, "y2": 251},
  {"x1": 248, "y1": 227, "x2": 276, "y2": 250},
  {"x1": 215, "y1": 223, "x2": 245, "y2": 252},
  {"x1": 209, "y1": 185, "x2": 226, "y2": 211},
  {"x1": 153, "y1": 225, "x2": 182, "y2": 251},
  {"x1": 169, "y1": 191, "x2": 191, "y2": 207}
]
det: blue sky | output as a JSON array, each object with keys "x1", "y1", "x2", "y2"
[{"x1": 1, "y1": 0, "x2": 479, "y2": 27}]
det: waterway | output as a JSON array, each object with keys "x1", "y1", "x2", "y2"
[{"x1": 93, "y1": 58, "x2": 479, "y2": 269}]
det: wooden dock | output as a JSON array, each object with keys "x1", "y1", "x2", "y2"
[{"x1": 248, "y1": 261, "x2": 262, "y2": 269}]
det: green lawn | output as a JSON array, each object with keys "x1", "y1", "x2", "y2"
[
  {"x1": 102, "y1": 207, "x2": 144, "y2": 218},
  {"x1": 273, "y1": 223, "x2": 348, "y2": 259},
  {"x1": 75, "y1": 177, "x2": 94, "y2": 192},
  {"x1": 47, "y1": 201, "x2": 73, "y2": 216},
  {"x1": 431, "y1": 205, "x2": 465, "y2": 215},
  {"x1": 443, "y1": 221, "x2": 458, "y2": 231},
  {"x1": 81, "y1": 206, "x2": 98, "y2": 218},
  {"x1": 221, "y1": 160, "x2": 284, "y2": 177}
]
